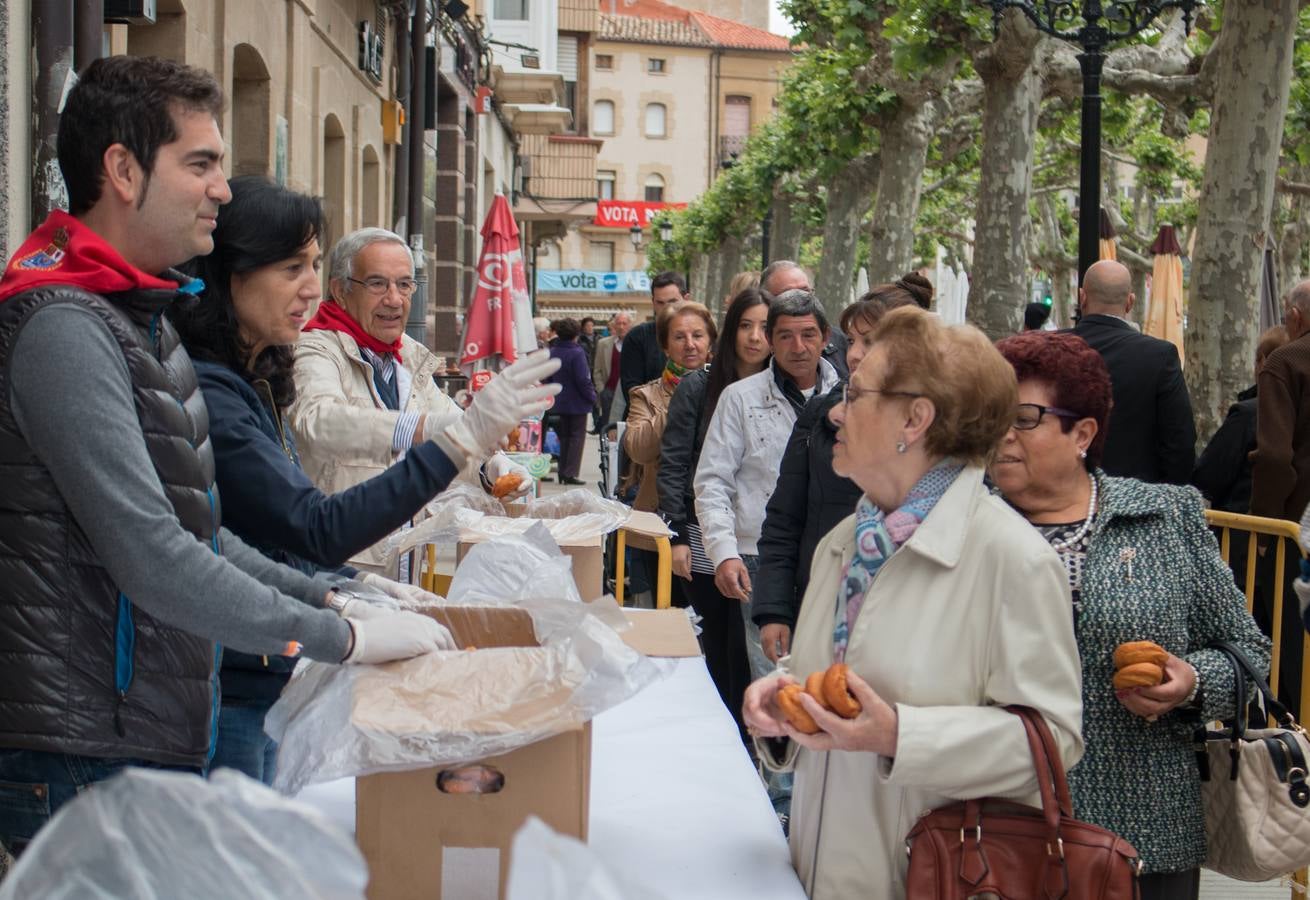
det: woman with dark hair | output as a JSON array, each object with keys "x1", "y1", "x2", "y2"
[
  {"x1": 545, "y1": 317, "x2": 597, "y2": 485},
  {"x1": 656, "y1": 287, "x2": 770, "y2": 735},
  {"x1": 754, "y1": 274, "x2": 933, "y2": 662},
  {"x1": 170, "y1": 176, "x2": 557, "y2": 782},
  {"x1": 991, "y1": 331, "x2": 1269, "y2": 899}
]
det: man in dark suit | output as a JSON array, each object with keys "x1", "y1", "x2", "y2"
[
  {"x1": 1072, "y1": 259, "x2": 1196, "y2": 484},
  {"x1": 619, "y1": 271, "x2": 685, "y2": 405}
]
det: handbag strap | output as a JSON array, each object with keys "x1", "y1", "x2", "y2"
[
  {"x1": 1213, "y1": 640, "x2": 1295, "y2": 728},
  {"x1": 1005, "y1": 706, "x2": 1073, "y2": 829}
]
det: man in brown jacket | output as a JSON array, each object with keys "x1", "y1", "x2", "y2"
[{"x1": 1251, "y1": 279, "x2": 1310, "y2": 714}]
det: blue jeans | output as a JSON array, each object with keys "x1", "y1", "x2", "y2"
[
  {"x1": 0, "y1": 749, "x2": 198, "y2": 858},
  {"x1": 211, "y1": 700, "x2": 278, "y2": 786}
]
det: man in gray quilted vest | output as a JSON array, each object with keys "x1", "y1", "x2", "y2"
[{"x1": 0, "y1": 56, "x2": 453, "y2": 863}]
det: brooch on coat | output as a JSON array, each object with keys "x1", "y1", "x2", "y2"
[{"x1": 1118, "y1": 546, "x2": 1136, "y2": 582}]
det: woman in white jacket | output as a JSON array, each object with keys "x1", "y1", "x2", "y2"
[{"x1": 743, "y1": 306, "x2": 1084, "y2": 899}]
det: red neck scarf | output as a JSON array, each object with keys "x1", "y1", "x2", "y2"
[
  {"x1": 0, "y1": 211, "x2": 179, "y2": 303},
  {"x1": 302, "y1": 299, "x2": 403, "y2": 362}
]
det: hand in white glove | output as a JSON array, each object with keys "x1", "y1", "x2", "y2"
[
  {"x1": 360, "y1": 572, "x2": 444, "y2": 607},
  {"x1": 442, "y1": 350, "x2": 561, "y2": 459},
  {"x1": 1300, "y1": 501, "x2": 1310, "y2": 554},
  {"x1": 343, "y1": 609, "x2": 456, "y2": 664},
  {"x1": 485, "y1": 453, "x2": 533, "y2": 498}
]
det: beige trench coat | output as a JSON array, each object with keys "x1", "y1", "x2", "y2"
[
  {"x1": 763, "y1": 466, "x2": 1085, "y2": 899},
  {"x1": 289, "y1": 329, "x2": 471, "y2": 573}
]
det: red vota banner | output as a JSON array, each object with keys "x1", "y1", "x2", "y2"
[{"x1": 593, "y1": 200, "x2": 688, "y2": 228}]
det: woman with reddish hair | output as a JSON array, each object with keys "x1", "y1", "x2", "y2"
[{"x1": 991, "y1": 331, "x2": 1269, "y2": 900}]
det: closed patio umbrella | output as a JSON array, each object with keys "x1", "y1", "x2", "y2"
[{"x1": 1145, "y1": 224, "x2": 1185, "y2": 363}]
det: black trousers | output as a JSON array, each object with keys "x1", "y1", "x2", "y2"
[
  {"x1": 1138, "y1": 867, "x2": 1199, "y2": 900},
  {"x1": 555, "y1": 413, "x2": 588, "y2": 480},
  {"x1": 1251, "y1": 549, "x2": 1303, "y2": 718},
  {"x1": 679, "y1": 571, "x2": 751, "y2": 741}
]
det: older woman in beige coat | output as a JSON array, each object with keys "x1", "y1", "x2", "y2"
[{"x1": 743, "y1": 307, "x2": 1084, "y2": 899}]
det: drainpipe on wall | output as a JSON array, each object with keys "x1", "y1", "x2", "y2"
[
  {"x1": 73, "y1": 0, "x2": 103, "y2": 70},
  {"x1": 405, "y1": 0, "x2": 428, "y2": 345},
  {"x1": 392, "y1": 8, "x2": 410, "y2": 234},
  {"x1": 31, "y1": 0, "x2": 75, "y2": 227}
]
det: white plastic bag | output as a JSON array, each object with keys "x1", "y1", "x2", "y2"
[
  {"x1": 506, "y1": 817, "x2": 668, "y2": 900},
  {"x1": 268, "y1": 530, "x2": 664, "y2": 795},
  {"x1": 0, "y1": 768, "x2": 366, "y2": 900}
]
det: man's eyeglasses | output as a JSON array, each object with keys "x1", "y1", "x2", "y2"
[
  {"x1": 842, "y1": 384, "x2": 924, "y2": 406},
  {"x1": 1013, "y1": 402, "x2": 1082, "y2": 431},
  {"x1": 348, "y1": 276, "x2": 418, "y2": 297}
]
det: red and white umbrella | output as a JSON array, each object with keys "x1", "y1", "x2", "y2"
[{"x1": 459, "y1": 193, "x2": 534, "y2": 373}]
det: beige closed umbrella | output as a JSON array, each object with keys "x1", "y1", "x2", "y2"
[
  {"x1": 1145, "y1": 224, "x2": 1185, "y2": 364},
  {"x1": 1099, "y1": 207, "x2": 1118, "y2": 261}
]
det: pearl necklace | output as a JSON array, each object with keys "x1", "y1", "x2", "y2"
[{"x1": 1048, "y1": 472, "x2": 1099, "y2": 553}]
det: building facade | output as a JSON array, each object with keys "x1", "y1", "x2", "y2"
[{"x1": 536, "y1": 0, "x2": 793, "y2": 322}]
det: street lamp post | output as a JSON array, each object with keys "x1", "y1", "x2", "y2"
[
  {"x1": 629, "y1": 223, "x2": 644, "y2": 256},
  {"x1": 984, "y1": 0, "x2": 1196, "y2": 282}
]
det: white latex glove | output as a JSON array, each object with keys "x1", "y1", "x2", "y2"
[
  {"x1": 443, "y1": 351, "x2": 561, "y2": 459},
  {"x1": 342, "y1": 609, "x2": 456, "y2": 664},
  {"x1": 360, "y1": 572, "x2": 444, "y2": 607},
  {"x1": 485, "y1": 453, "x2": 533, "y2": 498},
  {"x1": 1300, "y1": 501, "x2": 1310, "y2": 554}
]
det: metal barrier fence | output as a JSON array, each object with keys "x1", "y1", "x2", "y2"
[{"x1": 1204, "y1": 510, "x2": 1308, "y2": 896}]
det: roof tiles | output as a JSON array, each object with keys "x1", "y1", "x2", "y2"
[{"x1": 596, "y1": 0, "x2": 794, "y2": 52}]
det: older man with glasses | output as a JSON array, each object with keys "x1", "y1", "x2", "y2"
[{"x1": 290, "y1": 227, "x2": 533, "y2": 576}]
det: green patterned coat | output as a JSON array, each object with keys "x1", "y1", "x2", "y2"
[{"x1": 1066, "y1": 474, "x2": 1271, "y2": 873}]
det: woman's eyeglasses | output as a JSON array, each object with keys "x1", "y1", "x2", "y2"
[
  {"x1": 842, "y1": 384, "x2": 924, "y2": 406},
  {"x1": 1013, "y1": 403, "x2": 1082, "y2": 431},
  {"x1": 347, "y1": 276, "x2": 418, "y2": 297}
]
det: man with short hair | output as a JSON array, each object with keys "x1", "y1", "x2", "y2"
[
  {"x1": 695, "y1": 290, "x2": 840, "y2": 662},
  {"x1": 694, "y1": 289, "x2": 838, "y2": 817},
  {"x1": 1072, "y1": 259, "x2": 1195, "y2": 483},
  {"x1": 593, "y1": 311, "x2": 630, "y2": 429},
  {"x1": 619, "y1": 271, "x2": 686, "y2": 404},
  {"x1": 290, "y1": 227, "x2": 535, "y2": 573},
  {"x1": 760, "y1": 260, "x2": 848, "y2": 379},
  {"x1": 0, "y1": 56, "x2": 452, "y2": 853}
]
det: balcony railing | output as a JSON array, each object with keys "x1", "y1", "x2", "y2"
[
  {"x1": 719, "y1": 134, "x2": 748, "y2": 167},
  {"x1": 518, "y1": 134, "x2": 601, "y2": 204},
  {"x1": 559, "y1": 0, "x2": 598, "y2": 32}
]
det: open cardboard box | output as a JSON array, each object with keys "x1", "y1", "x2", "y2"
[
  {"x1": 456, "y1": 509, "x2": 672, "y2": 602},
  {"x1": 356, "y1": 605, "x2": 699, "y2": 900}
]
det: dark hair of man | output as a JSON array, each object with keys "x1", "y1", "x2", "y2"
[
  {"x1": 703, "y1": 287, "x2": 771, "y2": 434},
  {"x1": 552, "y1": 317, "x2": 581, "y2": 341},
  {"x1": 1024, "y1": 302, "x2": 1052, "y2": 331},
  {"x1": 651, "y1": 271, "x2": 687, "y2": 296},
  {"x1": 766, "y1": 289, "x2": 828, "y2": 339},
  {"x1": 581, "y1": 316, "x2": 595, "y2": 328},
  {"x1": 171, "y1": 177, "x2": 323, "y2": 410},
  {"x1": 58, "y1": 55, "x2": 224, "y2": 216}
]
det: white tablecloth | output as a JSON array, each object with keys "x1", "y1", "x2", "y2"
[{"x1": 295, "y1": 657, "x2": 806, "y2": 900}]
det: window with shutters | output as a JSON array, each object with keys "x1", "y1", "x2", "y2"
[
  {"x1": 493, "y1": 0, "x2": 528, "y2": 19},
  {"x1": 589, "y1": 241, "x2": 615, "y2": 271},
  {"x1": 644, "y1": 174, "x2": 665, "y2": 203},
  {"x1": 595, "y1": 53, "x2": 613, "y2": 71},
  {"x1": 724, "y1": 95, "x2": 751, "y2": 137},
  {"x1": 558, "y1": 35, "x2": 579, "y2": 132},
  {"x1": 597, "y1": 170, "x2": 616, "y2": 200},
  {"x1": 648, "y1": 58, "x2": 666, "y2": 74},
  {"x1": 644, "y1": 103, "x2": 666, "y2": 138},
  {"x1": 593, "y1": 100, "x2": 615, "y2": 136}
]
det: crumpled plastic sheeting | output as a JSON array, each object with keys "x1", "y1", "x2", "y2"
[
  {"x1": 0, "y1": 768, "x2": 366, "y2": 900},
  {"x1": 268, "y1": 530, "x2": 664, "y2": 795},
  {"x1": 507, "y1": 817, "x2": 668, "y2": 900},
  {"x1": 386, "y1": 485, "x2": 631, "y2": 559}
]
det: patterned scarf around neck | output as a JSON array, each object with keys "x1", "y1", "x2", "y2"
[
  {"x1": 661, "y1": 357, "x2": 691, "y2": 392},
  {"x1": 832, "y1": 461, "x2": 964, "y2": 662}
]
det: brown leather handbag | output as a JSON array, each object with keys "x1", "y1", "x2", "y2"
[{"x1": 904, "y1": 706, "x2": 1143, "y2": 899}]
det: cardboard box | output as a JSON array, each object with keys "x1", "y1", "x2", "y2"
[
  {"x1": 457, "y1": 531, "x2": 604, "y2": 601},
  {"x1": 356, "y1": 606, "x2": 591, "y2": 900},
  {"x1": 354, "y1": 606, "x2": 698, "y2": 900}
]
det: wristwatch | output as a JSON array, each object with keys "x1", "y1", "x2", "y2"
[{"x1": 325, "y1": 587, "x2": 362, "y2": 615}]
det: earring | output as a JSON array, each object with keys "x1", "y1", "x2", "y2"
[
  {"x1": 1079, "y1": 449, "x2": 1087, "y2": 459},
  {"x1": 896, "y1": 440, "x2": 908, "y2": 454}
]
